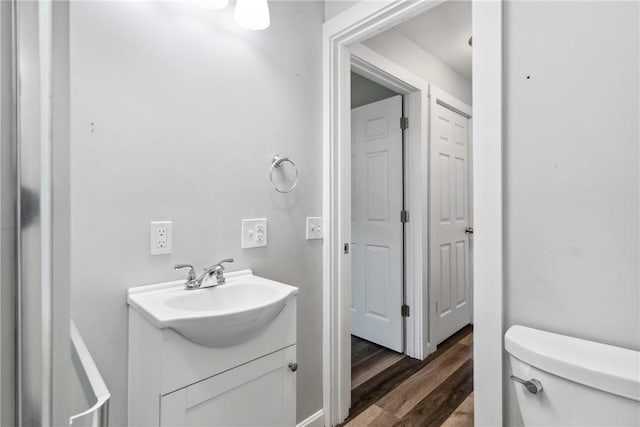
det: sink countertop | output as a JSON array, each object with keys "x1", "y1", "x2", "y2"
[{"x1": 127, "y1": 269, "x2": 299, "y2": 344}]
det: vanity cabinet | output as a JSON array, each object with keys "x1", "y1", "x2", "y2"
[
  {"x1": 127, "y1": 271, "x2": 298, "y2": 427},
  {"x1": 160, "y1": 346, "x2": 296, "y2": 427}
]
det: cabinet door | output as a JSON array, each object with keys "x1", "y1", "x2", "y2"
[{"x1": 160, "y1": 346, "x2": 296, "y2": 427}]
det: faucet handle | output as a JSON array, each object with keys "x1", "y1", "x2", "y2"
[
  {"x1": 206, "y1": 258, "x2": 234, "y2": 285},
  {"x1": 175, "y1": 264, "x2": 197, "y2": 281},
  {"x1": 213, "y1": 258, "x2": 234, "y2": 270}
]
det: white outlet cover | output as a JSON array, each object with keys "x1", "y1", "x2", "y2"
[
  {"x1": 306, "y1": 217, "x2": 323, "y2": 240},
  {"x1": 150, "y1": 221, "x2": 172, "y2": 255},
  {"x1": 242, "y1": 218, "x2": 267, "y2": 249}
]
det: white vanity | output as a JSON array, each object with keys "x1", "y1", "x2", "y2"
[{"x1": 127, "y1": 270, "x2": 298, "y2": 426}]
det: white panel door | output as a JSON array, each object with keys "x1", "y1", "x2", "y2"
[
  {"x1": 430, "y1": 100, "x2": 472, "y2": 346},
  {"x1": 351, "y1": 95, "x2": 403, "y2": 352}
]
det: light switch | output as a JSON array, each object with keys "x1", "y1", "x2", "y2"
[
  {"x1": 306, "y1": 217, "x2": 323, "y2": 240},
  {"x1": 242, "y1": 218, "x2": 267, "y2": 248}
]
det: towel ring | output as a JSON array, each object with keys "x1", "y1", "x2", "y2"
[{"x1": 270, "y1": 154, "x2": 298, "y2": 193}]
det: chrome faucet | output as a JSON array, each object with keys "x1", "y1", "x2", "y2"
[{"x1": 175, "y1": 258, "x2": 234, "y2": 290}]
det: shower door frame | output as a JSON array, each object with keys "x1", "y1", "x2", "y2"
[{"x1": 10, "y1": 1, "x2": 72, "y2": 425}]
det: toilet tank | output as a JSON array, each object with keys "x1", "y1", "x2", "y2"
[{"x1": 505, "y1": 326, "x2": 640, "y2": 426}]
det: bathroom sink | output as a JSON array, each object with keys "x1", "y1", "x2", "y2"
[
  {"x1": 164, "y1": 283, "x2": 283, "y2": 312},
  {"x1": 127, "y1": 270, "x2": 298, "y2": 347}
]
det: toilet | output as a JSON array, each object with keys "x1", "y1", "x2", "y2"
[{"x1": 505, "y1": 325, "x2": 640, "y2": 426}]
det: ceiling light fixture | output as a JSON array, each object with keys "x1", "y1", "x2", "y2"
[
  {"x1": 234, "y1": 0, "x2": 270, "y2": 31},
  {"x1": 194, "y1": 0, "x2": 229, "y2": 10}
]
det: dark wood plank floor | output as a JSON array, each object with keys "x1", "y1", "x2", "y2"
[{"x1": 343, "y1": 326, "x2": 474, "y2": 427}]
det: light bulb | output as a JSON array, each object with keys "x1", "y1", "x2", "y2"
[
  {"x1": 234, "y1": 0, "x2": 270, "y2": 31},
  {"x1": 194, "y1": 0, "x2": 229, "y2": 10}
]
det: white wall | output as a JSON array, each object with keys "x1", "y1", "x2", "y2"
[
  {"x1": 504, "y1": 1, "x2": 639, "y2": 424},
  {"x1": 351, "y1": 72, "x2": 399, "y2": 108},
  {"x1": 324, "y1": 0, "x2": 358, "y2": 21},
  {"x1": 363, "y1": 29, "x2": 472, "y2": 106},
  {"x1": 69, "y1": 2, "x2": 324, "y2": 425}
]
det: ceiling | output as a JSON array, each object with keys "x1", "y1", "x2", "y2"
[{"x1": 394, "y1": 1, "x2": 472, "y2": 79}]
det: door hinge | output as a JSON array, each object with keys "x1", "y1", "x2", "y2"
[
  {"x1": 401, "y1": 210, "x2": 410, "y2": 223},
  {"x1": 435, "y1": 301, "x2": 438, "y2": 313},
  {"x1": 344, "y1": 243, "x2": 349, "y2": 254},
  {"x1": 400, "y1": 117, "x2": 409, "y2": 130},
  {"x1": 401, "y1": 304, "x2": 410, "y2": 317}
]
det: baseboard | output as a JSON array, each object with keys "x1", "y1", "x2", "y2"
[{"x1": 297, "y1": 409, "x2": 324, "y2": 427}]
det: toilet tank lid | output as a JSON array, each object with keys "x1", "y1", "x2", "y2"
[{"x1": 505, "y1": 325, "x2": 640, "y2": 402}]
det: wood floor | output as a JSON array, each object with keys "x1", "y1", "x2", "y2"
[{"x1": 343, "y1": 326, "x2": 474, "y2": 427}]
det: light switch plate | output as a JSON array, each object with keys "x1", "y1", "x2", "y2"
[
  {"x1": 306, "y1": 217, "x2": 323, "y2": 240},
  {"x1": 242, "y1": 218, "x2": 267, "y2": 249},
  {"x1": 150, "y1": 221, "x2": 172, "y2": 255}
]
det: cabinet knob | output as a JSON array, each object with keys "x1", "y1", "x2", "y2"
[{"x1": 288, "y1": 362, "x2": 298, "y2": 372}]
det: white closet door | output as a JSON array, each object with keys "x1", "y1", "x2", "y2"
[
  {"x1": 430, "y1": 100, "x2": 472, "y2": 346},
  {"x1": 351, "y1": 95, "x2": 404, "y2": 352}
]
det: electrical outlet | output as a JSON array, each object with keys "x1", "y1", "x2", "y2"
[
  {"x1": 306, "y1": 217, "x2": 323, "y2": 240},
  {"x1": 150, "y1": 221, "x2": 172, "y2": 255},
  {"x1": 242, "y1": 218, "x2": 267, "y2": 249}
]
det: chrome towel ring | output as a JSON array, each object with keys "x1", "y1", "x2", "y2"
[{"x1": 270, "y1": 154, "x2": 298, "y2": 193}]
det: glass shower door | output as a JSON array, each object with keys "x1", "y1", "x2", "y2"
[{"x1": 3, "y1": 2, "x2": 109, "y2": 425}]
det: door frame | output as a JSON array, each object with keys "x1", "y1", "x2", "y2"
[
  {"x1": 322, "y1": 1, "x2": 503, "y2": 426},
  {"x1": 350, "y1": 44, "x2": 429, "y2": 361},
  {"x1": 428, "y1": 86, "x2": 473, "y2": 348}
]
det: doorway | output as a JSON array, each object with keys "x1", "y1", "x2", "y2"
[
  {"x1": 349, "y1": 76, "x2": 407, "y2": 407},
  {"x1": 322, "y1": 0, "x2": 496, "y2": 425},
  {"x1": 348, "y1": 45, "x2": 429, "y2": 371},
  {"x1": 346, "y1": 17, "x2": 475, "y2": 427},
  {"x1": 350, "y1": 70, "x2": 475, "y2": 427},
  {"x1": 343, "y1": 48, "x2": 430, "y2": 420}
]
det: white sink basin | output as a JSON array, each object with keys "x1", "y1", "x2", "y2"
[{"x1": 127, "y1": 270, "x2": 298, "y2": 347}]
